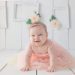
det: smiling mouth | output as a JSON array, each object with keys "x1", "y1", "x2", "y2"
[{"x1": 34, "y1": 41, "x2": 40, "y2": 42}]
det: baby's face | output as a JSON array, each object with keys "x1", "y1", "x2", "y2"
[{"x1": 29, "y1": 25, "x2": 48, "y2": 46}]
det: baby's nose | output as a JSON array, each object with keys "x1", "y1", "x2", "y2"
[{"x1": 34, "y1": 36, "x2": 39, "y2": 40}]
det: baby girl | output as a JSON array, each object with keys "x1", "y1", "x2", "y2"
[{"x1": 17, "y1": 22, "x2": 75, "y2": 72}]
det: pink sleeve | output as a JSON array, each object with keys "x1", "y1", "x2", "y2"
[
  {"x1": 51, "y1": 40, "x2": 71, "y2": 56},
  {"x1": 51, "y1": 40, "x2": 75, "y2": 64},
  {"x1": 17, "y1": 44, "x2": 32, "y2": 69},
  {"x1": 51, "y1": 40, "x2": 75, "y2": 69}
]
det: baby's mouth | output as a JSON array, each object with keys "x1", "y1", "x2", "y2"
[{"x1": 34, "y1": 41, "x2": 40, "y2": 42}]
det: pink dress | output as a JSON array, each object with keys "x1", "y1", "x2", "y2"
[
  {"x1": 17, "y1": 40, "x2": 75, "y2": 71},
  {"x1": 30, "y1": 51, "x2": 50, "y2": 70}
]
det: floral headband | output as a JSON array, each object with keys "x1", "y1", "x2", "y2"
[
  {"x1": 26, "y1": 11, "x2": 41, "y2": 25},
  {"x1": 49, "y1": 15, "x2": 61, "y2": 29},
  {"x1": 26, "y1": 11, "x2": 61, "y2": 29}
]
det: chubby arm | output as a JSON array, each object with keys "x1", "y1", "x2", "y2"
[
  {"x1": 17, "y1": 44, "x2": 32, "y2": 70},
  {"x1": 47, "y1": 46, "x2": 55, "y2": 72},
  {"x1": 48, "y1": 47, "x2": 54, "y2": 67},
  {"x1": 47, "y1": 40, "x2": 56, "y2": 72},
  {"x1": 25, "y1": 44, "x2": 32, "y2": 66}
]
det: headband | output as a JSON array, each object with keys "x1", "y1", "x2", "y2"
[{"x1": 26, "y1": 11, "x2": 41, "y2": 25}]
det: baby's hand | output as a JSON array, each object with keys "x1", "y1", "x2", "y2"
[
  {"x1": 20, "y1": 65, "x2": 30, "y2": 72},
  {"x1": 47, "y1": 65, "x2": 55, "y2": 72}
]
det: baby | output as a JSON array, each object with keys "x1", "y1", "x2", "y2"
[{"x1": 17, "y1": 22, "x2": 75, "y2": 72}]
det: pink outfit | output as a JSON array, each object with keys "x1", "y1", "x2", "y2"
[
  {"x1": 17, "y1": 40, "x2": 75, "y2": 71},
  {"x1": 30, "y1": 51, "x2": 50, "y2": 70}
]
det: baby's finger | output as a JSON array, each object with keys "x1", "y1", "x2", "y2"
[
  {"x1": 25, "y1": 67, "x2": 30, "y2": 71},
  {"x1": 47, "y1": 69, "x2": 55, "y2": 72}
]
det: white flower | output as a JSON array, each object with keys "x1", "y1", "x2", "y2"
[
  {"x1": 50, "y1": 19, "x2": 61, "y2": 29},
  {"x1": 31, "y1": 15, "x2": 40, "y2": 23}
]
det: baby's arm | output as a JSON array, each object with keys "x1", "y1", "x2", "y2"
[
  {"x1": 47, "y1": 47, "x2": 55, "y2": 72},
  {"x1": 23, "y1": 44, "x2": 33, "y2": 71},
  {"x1": 25, "y1": 45, "x2": 32, "y2": 66},
  {"x1": 17, "y1": 44, "x2": 32, "y2": 71}
]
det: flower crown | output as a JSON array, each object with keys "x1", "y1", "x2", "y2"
[
  {"x1": 49, "y1": 15, "x2": 61, "y2": 29},
  {"x1": 26, "y1": 11, "x2": 41, "y2": 25},
  {"x1": 26, "y1": 12, "x2": 61, "y2": 29}
]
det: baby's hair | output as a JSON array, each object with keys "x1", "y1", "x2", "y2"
[{"x1": 29, "y1": 22, "x2": 47, "y2": 33}]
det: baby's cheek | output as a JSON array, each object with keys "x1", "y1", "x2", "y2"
[
  {"x1": 30, "y1": 38, "x2": 34, "y2": 42},
  {"x1": 42, "y1": 38, "x2": 47, "y2": 42}
]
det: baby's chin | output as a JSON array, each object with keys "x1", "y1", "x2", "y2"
[
  {"x1": 33, "y1": 42, "x2": 45, "y2": 47},
  {"x1": 31, "y1": 42, "x2": 41, "y2": 46}
]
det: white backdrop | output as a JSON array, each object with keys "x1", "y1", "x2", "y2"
[{"x1": 0, "y1": 0, "x2": 75, "y2": 55}]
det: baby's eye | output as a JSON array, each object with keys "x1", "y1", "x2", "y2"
[
  {"x1": 32, "y1": 35, "x2": 35, "y2": 37},
  {"x1": 38, "y1": 34, "x2": 43, "y2": 36}
]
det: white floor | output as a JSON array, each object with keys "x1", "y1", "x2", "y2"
[{"x1": 0, "y1": 50, "x2": 75, "y2": 75}]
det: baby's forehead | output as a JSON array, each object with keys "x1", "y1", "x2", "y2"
[
  {"x1": 30, "y1": 24, "x2": 41, "y2": 27},
  {"x1": 29, "y1": 23, "x2": 47, "y2": 33},
  {"x1": 30, "y1": 26, "x2": 44, "y2": 32},
  {"x1": 29, "y1": 26, "x2": 46, "y2": 34},
  {"x1": 29, "y1": 25, "x2": 45, "y2": 30}
]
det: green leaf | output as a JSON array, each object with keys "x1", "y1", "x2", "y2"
[
  {"x1": 49, "y1": 15, "x2": 57, "y2": 22},
  {"x1": 51, "y1": 15, "x2": 56, "y2": 19},
  {"x1": 26, "y1": 18, "x2": 32, "y2": 24}
]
